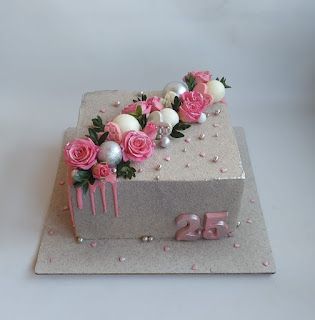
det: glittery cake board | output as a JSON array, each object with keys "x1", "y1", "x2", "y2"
[{"x1": 35, "y1": 127, "x2": 275, "y2": 274}]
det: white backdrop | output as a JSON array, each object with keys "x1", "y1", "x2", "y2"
[{"x1": 0, "y1": 1, "x2": 314, "y2": 319}]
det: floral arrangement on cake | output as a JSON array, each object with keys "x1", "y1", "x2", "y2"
[{"x1": 64, "y1": 71, "x2": 230, "y2": 192}]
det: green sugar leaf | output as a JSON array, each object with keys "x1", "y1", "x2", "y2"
[
  {"x1": 170, "y1": 130, "x2": 184, "y2": 138},
  {"x1": 98, "y1": 131, "x2": 109, "y2": 145},
  {"x1": 216, "y1": 76, "x2": 231, "y2": 89},
  {"x1": 184, "y1": 74, "x2": 196, "y2": 91},
  {"x1": 88, "y1": 128, "x2": 99, "y2": 145}
]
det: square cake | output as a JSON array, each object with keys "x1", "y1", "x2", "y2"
[{"x1": 64, "y1": 72, "x2": 245, "y2": 242}]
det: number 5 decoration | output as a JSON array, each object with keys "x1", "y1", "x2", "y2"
[{"x1": 175, "y1": 212, "x2": 229, "y2": 241}]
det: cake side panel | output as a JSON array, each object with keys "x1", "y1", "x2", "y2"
[{"x1": 72, "y1": 179, "x2": 244, "y2": 240}]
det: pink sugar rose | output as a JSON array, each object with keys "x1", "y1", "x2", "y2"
[
  {"x1": 146, "y1": 96, "x2": 164, "y2": 112},
  {"x1": 92, "y1": 163, "x2": 110, "y2": 179},
  {"x1": 143, "y1": 121, "x2": 158, "y2": 140},
  {"x1": 190, "y1": 70, "x2": 211, "y2": 84},
  {"x1": 64, "y1": 138, "x2": 99, "y2": 170},
  {"x1": 120, "y1": 131, "x2": 155, "y2": 162},
  {"x1": 122, "y1": 101, "x2": 151, "y2": 115},
  {"x1": 179, "y1": 91, "x2": 213, "y2": 123}
]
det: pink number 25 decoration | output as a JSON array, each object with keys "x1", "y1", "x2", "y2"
[{"x1": 175, "y1": 212, "x2": 229, "y2": 241}]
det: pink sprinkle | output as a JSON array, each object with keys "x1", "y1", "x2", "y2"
[
  {"x1": 233, "y1": 243, "x2": 240, "y2": 248},
  {"x1": 62, "y1": 205, "x2": 69, "y2": 212},
  {"x1": 227, "y1": 231, "x2": 234, "y2": 237},
  {"x1": 185, "y1": 137, "x2": 191, "y2": 143},
  {"x1": 250, "y1": 199, "x2": 255, "y2": 203},
  {"x1": 199, "y1": 152, "x2": 205, "y2": 158},
  {"x1": 119, "y1": 256, "x2": 126, "y2": 262},
  {"x1": 220, "y1": 168, "x2": 228, "y2": 173},
  {"x1": 163, "y1": 245, "x2": 170, "y2": 252},
  {"x1": 99, "y1": 108, "x2": 106, "y2": 113},
  {"x1": 59, "y1": 180, "x2": 65, "y2": 186},
  {"x1": 138, "y1": 168, "x2": 143, "y2": 173},
  {"x1": 246, "y1": 218, "x2": 253, "y2": 224},
  {"x1": 262, "y1": 261, "x2": 270, "y2": 267},
  {"x1": 164, "y1": 156, "x2": 171, "y2": 161},
  {"x1": 90, "y1": 241, "x2": 97, "y2": 248},
  {"x1": 191, "y1": 264, "x2": 198, "y2": 271},
  {"x1": 48, "y1": 228, "x2": 55, "y2": 236},
  {"x1": 213, "y1": 123, "x2": 220, "y2": 128}
]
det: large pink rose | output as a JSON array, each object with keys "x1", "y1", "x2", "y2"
[
  {"x1": 179, "y1": 91, "x2": 213, "y2": 123},
  {"x1": 92, "y1": 163, "x2": 110, "y2": 179},
  {"x1": 143, "y1": 121, "x2": 158, "y2": 140},
  {"x1": 122, "y1": 101, "x2": 151, "y2": 115},
  {"x1": 64, "y1": 138, "x2": 99, "y2": 170},
  {"x1": 146, "y1": 96, "x2": 164, "y2": 112},
  {"x1": 120, "y1": 131, "x2": 155, "y2": 162},
  {"x1": 190, "y1": 70, "x2": 211, "y2": 84}
]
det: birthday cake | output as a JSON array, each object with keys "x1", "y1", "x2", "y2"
[{"x1": 64, "y1": 71, "x2": 245, "y2": 242}]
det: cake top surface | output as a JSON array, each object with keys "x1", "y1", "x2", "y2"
[{"x1": 72, "y1": 90, "x2": 244, "y2": 182}]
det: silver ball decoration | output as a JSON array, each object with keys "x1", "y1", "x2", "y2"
[
  {"x1": 141, "y1": 236, "x2": 149, "y2": 242},
  {"x1": 160, "y1": 136, "x2": 171, "y2": 148},
  {"x1": 148, "y1": 236, "x2": 154, "y2": 242},
  {"x1": 97, "y1": 141, "x2": 122, "y2": 167},
  {"x1": 162, "y1": 81, "x2": 188, "y2": 96}
]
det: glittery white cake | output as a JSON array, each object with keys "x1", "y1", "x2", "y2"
[{"x1": 65, "y1": 88, "x2": 245, "y2": 241}]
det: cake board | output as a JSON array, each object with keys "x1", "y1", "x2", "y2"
[{"x1": 35, "y1": 127, "x2": 276, "y2": 274}]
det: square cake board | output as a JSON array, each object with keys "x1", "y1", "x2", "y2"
[{"x1": 35, "y1": 127, "x2": 276, "y2": 275}]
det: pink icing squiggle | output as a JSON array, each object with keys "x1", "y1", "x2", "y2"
[
  {"x1": 99, "y1": 181, "x2": 107, "y2": 213},
  {"x1": 107, "y1": 172, "x2": 119, "y2": 217},
  {"x1": 76, "y1": 187, "x2": 83, "y2": 209},
  {"x1": 89, "y1": 183, "x2": 97, "y2": 215}
]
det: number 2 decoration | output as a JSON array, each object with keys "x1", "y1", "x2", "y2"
[{"x1": 175, "y1": 212, "x2": 229, "y2": 241}]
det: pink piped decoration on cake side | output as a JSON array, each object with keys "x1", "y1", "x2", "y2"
[
  {"x1": 185, "y1": 137, "x2": 191, "y2": 143},
  {"x1": 262, "y1": 261, "x2": 270, "y2": 267},
  {"x1": 119, "y1": 256, "x2": 126, "y2": 262},
  {"x1": 191, "y1": 264, "x2": 198, "y2": 271},
  {"x1": 48, "y1": 228, "x2": 55, "y2": 236},
  {"x1": 233, "y1": 243, "x2": 240, "y2": 248},
  {"x1": 89, "y1": 184, "x2": 97, "y2": 215},
  {"x1": 220, "y1": 168, "x2": 228, "y2": 173},
  {"x1": 164, "y1": 156, "x2": 171, "y2": 161},
  {"x1": 90, "y1": 241, "x2": 97, "y2": 248}
]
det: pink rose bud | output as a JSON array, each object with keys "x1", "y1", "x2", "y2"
[
  {"x1": 143, "y1": 121, "x2": 158, "y2": 140},
  {"x1": 189, "y1": 70, "x2": 212, "y2": 84},
  {"x1": 92, "y1": 163, "x2": 110, "y2": 179},
  {"x1": 122, "y1": 101, "x2": 151, "y2": 115},
  {"x1": 146, "y1": 96, "x2": 164, "y2": 112}
]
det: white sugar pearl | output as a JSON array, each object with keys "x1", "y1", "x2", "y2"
[
  {"x1": 112, "y1": 114, "x2": 140, "y2": 133},
  {"x1": 198, "y1": 112, "x2": 207, "y2": 124},
  {"x1": 160, "y1": 136, "x2": 171, "y2": 148},
  {"x1": 148, "y1": 110, "x2": 163, "y2": 124},
  {"x1": 160, "y1": 108, "x2": 179, "y2": 127},
  {"x1": 207, "y1": 80, "x2": 225, "y2": 103}
]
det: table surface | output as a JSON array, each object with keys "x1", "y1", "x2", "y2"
[{"x1": 0, "y1": 1, "x2": 314, "y2": 319}]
